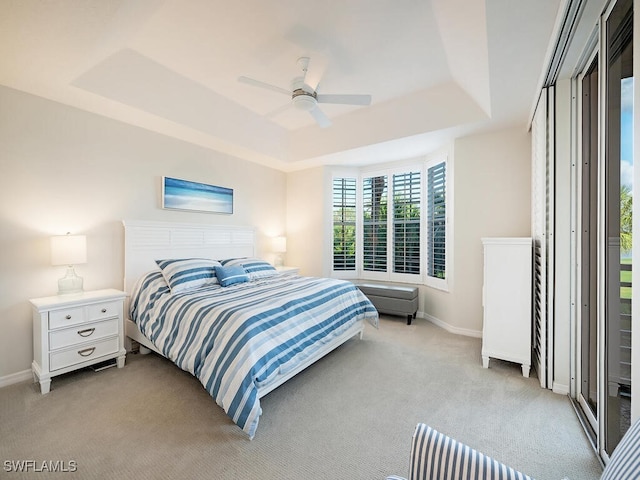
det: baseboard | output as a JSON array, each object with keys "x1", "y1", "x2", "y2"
[
  {"x1": 552, "y1": 382, "x2": 570, "y2": 395},
  {"x1": 419, "y1": 312, "x2": 482, "y2": 338},
  {"x1": 0, "y1": 369, "x2": 32, "y2": 389}
]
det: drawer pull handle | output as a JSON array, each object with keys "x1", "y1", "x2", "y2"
[
  {"x1": 77, "y1": 328, "x2": 95, "y2": 337},
  {"x1": 77, "y1": 347, "x2": 96, "y2": 357},
  {"x1": 65, "y1": 315, "x2": 72, "y2": 320},
  {"x1": 101, "y1": 308, "x2": 107, "y2": 313}
]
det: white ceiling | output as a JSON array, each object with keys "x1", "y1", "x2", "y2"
[{"x1": 0, "y1": 0, "x2": 563, "y2": 172}]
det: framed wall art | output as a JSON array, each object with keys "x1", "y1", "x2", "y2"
[{"x1": 162, "y1": 176, "x2": 233, "y2": 214}]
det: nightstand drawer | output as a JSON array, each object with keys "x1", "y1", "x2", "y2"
[
  {"x1": 49, "y1": 306, "x2": 86, "y2": 329},
  {"x1": 49, "y1": 318, "x2": 119, "y2": 350},
  {"x1": 49, "y1": 336, "x2": 119, "y2": 371},
  {"x1": 48, "y1": 300, "x2": 120, "y2": 329},
  {"x1": 87, "y1": 301, "x2": 120, "y2": 322}
]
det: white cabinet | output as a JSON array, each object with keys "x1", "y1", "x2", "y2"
[
  {"x1": 30, "y1": 289, "x2": 126, "y2": 394},
  {"x1": 481, "y1": 238, "x2": 532, "y2": 377}
]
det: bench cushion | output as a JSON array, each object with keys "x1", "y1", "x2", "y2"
[
  {"x1": 352, "y1": 282, "x2": 418, "y2": 324},
  {"x1": 354, "y1": 283, "x2": 418, "y2": 300}
]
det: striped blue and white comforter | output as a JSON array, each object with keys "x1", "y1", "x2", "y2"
[{"x1": 129, "y1": 271, "x2": 378, "y2": 438}]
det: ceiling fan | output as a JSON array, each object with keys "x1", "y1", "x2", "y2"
[{"x1": 238, "y1": 57, "x2": 372, "y2": 128}]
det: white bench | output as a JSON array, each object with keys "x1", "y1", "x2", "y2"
[{"x1": 353, "y1": 282, "x2": 419, "y2": 325}]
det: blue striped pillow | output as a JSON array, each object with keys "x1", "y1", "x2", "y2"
[
  {"x1": 221, "y1": 257, "x2": 278, "y2": 280},
  {"x1": 155, "y1": 258, "x2": 220, "y2": 294},
  {"x1": 214, "y1": 265, "x2": 250, "y2": 287}
]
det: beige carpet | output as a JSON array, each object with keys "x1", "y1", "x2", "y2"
[{"x1": 1, "y1": 316, "x2": 602, "y2": 480}]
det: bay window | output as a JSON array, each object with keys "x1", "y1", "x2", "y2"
[{"x1": 331, "y1": 152, "x2": 450, "y2": 289}]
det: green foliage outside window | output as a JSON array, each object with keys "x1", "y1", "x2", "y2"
[{"x1": 621, "y1": 184, "x2": 632, "y2": 253}]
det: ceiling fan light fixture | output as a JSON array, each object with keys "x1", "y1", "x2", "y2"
[{"x1": 292, "y1": 89, "x2": 317, "y2": 111}]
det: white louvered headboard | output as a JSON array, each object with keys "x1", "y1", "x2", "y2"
[{"x1": 122, "y1": 220, "x2": 255, "y2": 296}]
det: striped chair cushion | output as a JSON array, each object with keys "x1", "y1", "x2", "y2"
[
  {"x1": 601, "y1": 418, "x2": 640, "y2": 480},
  {"x1": 408, "y1": 424, "x2": 534, "y2": 480}
]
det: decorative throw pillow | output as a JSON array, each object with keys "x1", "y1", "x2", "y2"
[
  {"x1": 155, "y1": 258, "x2": 220, "y2": 294},
  {"x1": 214, "y1": 265, "x2": 250, "y2": 287},
  {"x1": 221, "y1": 257, "x2": 278, "y2": 280}
]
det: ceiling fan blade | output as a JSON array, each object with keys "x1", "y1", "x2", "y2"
[
  {"x1": 303, "y1": 57, "x2": 328, "y2": 92},
  {"x1": 309, "y1": 106, "x2": 332, "y2": 128},
  {"x1": 238, "y1": 76, "x2": 290, "y2": 96},
  {"x1": 316, "y1": 94, "x2": 372, "y2": 106}
]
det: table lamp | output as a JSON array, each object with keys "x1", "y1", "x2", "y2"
[
  {"x1": 272, "y1": 236, "x2": 287, "y2": 267},
  {"x1": 51, "y1": 233, "x2": 87, "y2": 295}
]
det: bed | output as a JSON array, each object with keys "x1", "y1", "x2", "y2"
[{"x1": 122, "y1": 220, "x2": 378, "y2": 438}]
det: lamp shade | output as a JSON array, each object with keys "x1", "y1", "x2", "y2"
[
  {"x1": 51, "y1": 234, "x2": 87, "y2": 266},
  {"x1": 272, "y1": 236, "x2": 287, "y2": 253}
]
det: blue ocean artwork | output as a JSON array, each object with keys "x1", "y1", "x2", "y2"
[{"x1": 163, "y1": 177, "x2": 233, "y2": 214}]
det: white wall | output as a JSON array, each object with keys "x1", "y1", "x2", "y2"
[
  {"x1": 0, "y1": 86, "x2": 286, "y2": 380},
  {"x1": 444, "y1": 126, "x2": 532, "y2": 334},
  {"x1": 285, "y1": 166, "x2": 326, "y2": 276}
]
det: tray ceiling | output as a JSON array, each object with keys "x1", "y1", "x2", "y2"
[{"x1": 0, "y1": 0, "x2": 563, "y2": 171}]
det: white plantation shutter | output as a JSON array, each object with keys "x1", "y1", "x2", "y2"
[
  {"x1": 427, "y1": 161, "x2": 446, "y2": 280},
  {"x1": 393, "y1": 171, "x2": 421, "y2": 275},
  {"x1": 532, "y1": 87, "x2": 555, "y2": 389},
  {"x1": 332, "y1": 177, "x2": 357, "y2": 271},
  {"x1": 363, "y1": 175, "x2": 388, "y2": 273}
]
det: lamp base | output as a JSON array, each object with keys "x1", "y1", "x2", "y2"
[{"x1": 58, "y1": 266, "x2": 84, "y2": 295}]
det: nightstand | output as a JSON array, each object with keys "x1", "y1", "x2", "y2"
[
  {"x1": 275, "y1": 266, "x2": 299, "y2": 275},
  {"x1": 29, "y1": 289, "x2": 127, "y2": 394}
]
